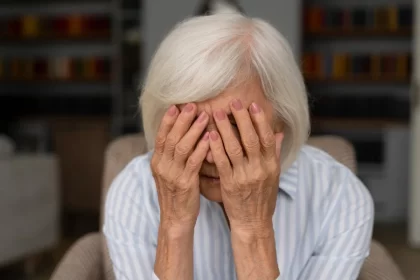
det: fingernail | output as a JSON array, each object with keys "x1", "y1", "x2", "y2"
[
  {"x1": 167, "y1": 105, "x2": 177, "y2": 116},
  {"x1": 197, "y1": 111, "x2": 208, "y2": 123},
  {"x1": 202, "y1": 132, "x2": 209, "y2": 141},
  {"x1": 214, "y1": 110, "x2": 226, "y2": 121},
  {"x1": 250, "y1": 102, "x2": 261, "y2": 114},
  {"x1": 231, "y1": 99, "x2": 243, "y2": 110},
  {"x1": 184, "y1": 103, "x2": 194, "y2": 112},
  {"x1": 210, "y1": 131, "x2": 219, "y2": 141}
]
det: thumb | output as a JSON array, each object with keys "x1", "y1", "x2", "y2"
[{"x1": 275, "y1": 133, "x2": 284, "y2": 160}]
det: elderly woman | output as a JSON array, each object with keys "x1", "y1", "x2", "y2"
[{"x1": 103, "y1": 3, "x2": 374, "y2": 280}]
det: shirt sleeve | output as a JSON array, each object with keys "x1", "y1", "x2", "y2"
[
  {"x1": 103, "y1": 164, "x2": 159, "y2": 280},
  {"x1": 297, "y1": 170, "x2": 374, "y2": 280}
]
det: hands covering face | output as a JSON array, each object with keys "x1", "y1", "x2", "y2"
[{"x1": 151, "y1": 99, "x2": 283, "y2": 233}]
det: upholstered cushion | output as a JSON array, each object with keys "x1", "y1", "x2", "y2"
[{"x1": 50, "y1": 233, "x2": 102, "y2": 280}]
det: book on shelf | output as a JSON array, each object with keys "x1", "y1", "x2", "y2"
[
  {"x1": 1, "y1": 15, "x2": 111, "y2": 40},
  {"x1": 302, "y1": 53, "x2": 324, "y2": 79},
  {"x1": 305, "y1": 6, "x2": 324, "y2": 32},
  {"x1": 305, "y1": 5, "x2": 412, "y2": 34},
  {"x1": 398, "y1": 5, "x2": 412, "y2": 28},
  {"x1": 68, "y1": 15, "x2": 84, "y2": 37},
  {"x1": 310, "y1": 95, "x2": 409, "y2": 120},
  {"x1": 332, "y1": 53, "x2": 349, "y2": 79},
  {"x1": 396, "y1": 54, "x2": 409, "y2": 79},
  {"x1": 22, "y1": 15, "x2": 39, "y2": 37},
  {"x1": 374, "y1": 7, "x2": 389, "y2": 31},
  {"x1": 304, "y1": 52, "x2": 411, "y2": 82},
  {"x1": 0, "y1": 57, "x2": 111, "y2": 81},
  {"x1": 351, "y1": 54, "x2": 371, "y2": 78},
  {"x1": 351, "y1": 8, "x2": 369, "y2": 28}
]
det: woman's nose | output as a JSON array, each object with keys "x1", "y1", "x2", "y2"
[{"x1": 205, "y1": 149, "x2": 214, "y2": 163}]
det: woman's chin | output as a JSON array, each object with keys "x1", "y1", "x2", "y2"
[{"x1": 199, "y1": 177, "x2": 222, "y2": 202}]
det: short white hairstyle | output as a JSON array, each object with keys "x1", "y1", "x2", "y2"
[{"x1": 140, "y1": 8, "x2": 310, "y2": 170}]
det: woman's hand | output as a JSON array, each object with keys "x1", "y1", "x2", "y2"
[
  {"x1": 151, "y1": 103, "x2": 210, "y2": 233},
  {"x1": 210, "y1": 99, "x2": 283, "y2": 279},
  {"x1": 209, "y1": 99, "x2": 284, "y2": 236}
]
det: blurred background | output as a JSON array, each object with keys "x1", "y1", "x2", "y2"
[{"x1": 0, "y1": 0, "x2": 419, "y2": 279}]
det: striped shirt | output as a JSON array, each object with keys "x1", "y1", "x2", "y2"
[{"x1": 103, "y1": 145, "x2": 374, "y2": 280}]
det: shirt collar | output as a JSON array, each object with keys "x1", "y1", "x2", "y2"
[{"x1": 278, "y1": 160, "x2": 299, "y2": 200}]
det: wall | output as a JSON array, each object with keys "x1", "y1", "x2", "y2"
[
  {"x1": 409, "y1": 0, "x2": 420, "y2": 247},
  {"x1": 142, "y1": 0, "x2": 302, "y2": 78}
]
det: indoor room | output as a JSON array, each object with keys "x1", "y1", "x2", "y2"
[{"x1": 0, "y1": 0, "x2": 419, "y2": 279}]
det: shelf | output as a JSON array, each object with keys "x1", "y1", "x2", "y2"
[
  {"x1": 0, "y1": 34, "x2": 111, "y2": 43},
  {"x1": 312, "y1": 117, "x2": 409, "y2": 129},
  {"x1": 305, "y1": 77, "x2": 410, "y2": 84},
  {"x1": 0, "y1": 77, "x2": 110, "y2": 83},
  {"x1": 0, "y1": 2, "x2": 113, "y2": 16},
  {"x1": 0, "y1": 94, "x2": 112, "y2": 118},
  {"x1": 305, "y1": 29, "x2": 412, "y2": 38},
  {"x1": 123, "y1": 10, "x2": 139, "y2": 21}
]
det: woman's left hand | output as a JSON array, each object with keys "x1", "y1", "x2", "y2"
[{"x1": 209, "y1": 99, "x2": 284, "y2": 237}]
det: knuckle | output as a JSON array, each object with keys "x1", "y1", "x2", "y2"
[
  {"x1": 155, "y1": 163, "x2": 167, "y2": 177},
  {"x1": 179, "y1": 176, "x2": 191, "y2": 186},
  {"x1": 179, "y1": 113, "x2": 193, "y2": 124},
  {"x1": 261, "y1": 132, "x2": 275, "y2": 148},
  {"x1": 236, "y1": 176, "x2": 248, "y2": 186},
  {"x1": 165, "y1": 134, "x2": 178, "y2": 149},
  {"x1": 175, "y1": 143, "x2": 189, "y2": 157},
  {"x1": 151, "y1": 154, "x2": 159, "y2": 166},
  {"x1": 218, "y1": 158, "x2": 230, "y2": 169},
  {"x1": 254, "y1": 168, "x2": 268, "y2": 181},
  {"x1": 267, "y1": 162, "x2": 279, "y2": 174},
  {"x1": 186, "y1": 156, "x2": 200, "y2": 169},
  {"x1": 223, "y1": 186, "x2": 238, "y2": 197},
  {"x1": 176, "y1": 176, "x2": 191, "y2": 189},
  {"x1": 244, "y1": 134, "x2": 259, "y2": 149},
  {"x1": 155, "y1": 134, "x2": 166, "y2": 148},
  {"x1": 228, "y1": 144, "x2": 242, "y2": 157}
]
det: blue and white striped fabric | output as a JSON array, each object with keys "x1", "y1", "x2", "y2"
[{"x1": 103, "y1": 145, "x2": 374, "y2": 280}]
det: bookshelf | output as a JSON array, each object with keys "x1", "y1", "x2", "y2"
[
  {"x1": 306, "y1": 29, "x2": 411, "y2": 38},
  {"x1": 303, "y1": 1, "x2": 413, "y2": 223},
  {"x1": 312, "y1": 117, "x2": 408, "y2": 129},
  {"x1": 0, "y1": 0, "x2": 142, "y2": 135},
  {"x1": 303, "y1": 2, "x2": 412, "y2": 125},
  {"x1": 303, "y1": 4, "x2": 412, "y2": 34},
  {"x1": 0, "y1": 0, "x2": 143, "y2": 220}
]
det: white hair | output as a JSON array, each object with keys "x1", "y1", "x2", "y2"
[{"x1": 140, "y1": 5, "x2": 310, "y2": 170}]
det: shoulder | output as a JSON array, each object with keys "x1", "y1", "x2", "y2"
[
  {"x1": 295, "y1": 145, "x2": 374, "y2": 219},
  {"x1": 104, "y1": 151, "x2": 158, "y2": 221},
  {"x1": 297, "y1": 144, "x2": 364, "y2": 187}
]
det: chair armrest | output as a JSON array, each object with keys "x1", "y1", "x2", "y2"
[
  {"x1": 359, "y1": 239, "x2": 405, "y2": 280},
  {"x1": 50, "y1": 232, "x2": 102, "y2": 280}
]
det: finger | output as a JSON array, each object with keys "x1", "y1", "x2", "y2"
[
  {"x1": 154, "y1": 105, "x2": 179, "y2": 157},
  {"x1": 185, "y1": 132, "x2": 210, "y2": 175},
  {"x1": 163, "y1": 103, "x2": 197, "y2": 158},
  {"x1": 229, "y1": 99, "x2": 260, "y2": 159},
  {"x1": 275, "y1": 133, "x2": 284, "y2": 160},
  {"x1": 213, "y1": 109, "x2": 243, "y2": 166},
  {"x1": 174, "y1": 111, "x2": 209, "y2": 162},
  {"x1": 209, "y1": 131, "x2": 232, "y2": 178},
  {"x1": 248, "y1": 102, "x2": 276, "y2": 159}
]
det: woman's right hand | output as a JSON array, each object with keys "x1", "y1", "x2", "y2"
[{"x1": 151, "y1": 103, "x2": 210, "y2": 234}]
